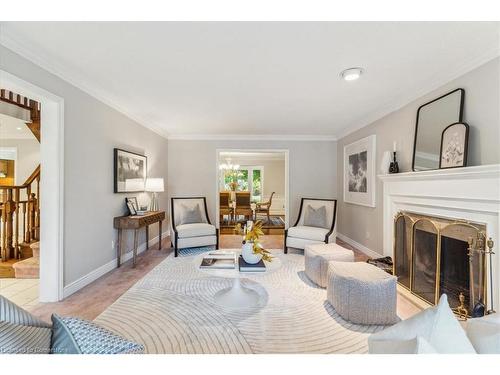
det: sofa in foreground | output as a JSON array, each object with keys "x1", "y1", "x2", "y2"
[{"x1": 0, "y1": 295, "x2": 143, "y2": 354}]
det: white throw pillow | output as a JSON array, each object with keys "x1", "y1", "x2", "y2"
[
  {"x1": 466, "y1": 313, "x2": 500, "y2": 354},
  {"x1": 368, "y1": 294, "x2": 476, "y2": 354}
]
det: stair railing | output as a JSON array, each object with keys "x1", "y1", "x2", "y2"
[{"x1": 0, "y1": 164, "x2": 40, "y2": 262}]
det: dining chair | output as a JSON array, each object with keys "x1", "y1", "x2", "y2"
[
  {"x1": 255, "y1": 191, "x2": 275, "y2": 223},
  {"x1": 235, "y1": 191, "x2": 253, "y2": 222},
  {"x1": 219, "y1": 191, "x2": 233, "y2": 225}
]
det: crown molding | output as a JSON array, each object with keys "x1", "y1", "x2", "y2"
[
  {"x1": 0, "y1": 26, "x2": 170, "y2": 140},
  {"x1": 167, "y1": 133, "x2": 337, "y2": 141},
  {"x1": 335, "y1": 46, "x2": 500, "y2": 140}
]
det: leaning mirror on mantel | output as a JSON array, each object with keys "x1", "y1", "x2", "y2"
[{"x1": 412, "y1": 88, "x2": 465, "y2": 171}]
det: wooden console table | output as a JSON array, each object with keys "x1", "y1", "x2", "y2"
[{"x1": 113, "y1": 211, "x2": 165, "y2": 268}]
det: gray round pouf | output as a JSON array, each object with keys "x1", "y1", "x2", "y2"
[
  {"x1": 304, "y1": 243, "x2": 354, "y2": 288},
  {"x1": 327, "y1": 261, "x2": 398, "y2": 325}
]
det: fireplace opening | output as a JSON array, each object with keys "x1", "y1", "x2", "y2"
[
  {"x1": 440, "y1": 235, "x2": 470, "y2": 310},
  {"x1": 413, "y1": 227, "x2": 438, "y2": 304},
  {"x1": 393, "y1": 211, "x2": 487, "y2": 316}
]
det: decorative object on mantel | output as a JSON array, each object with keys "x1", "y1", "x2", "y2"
[
  {"x1": 380, "y1": 151, "x2": 392, "y2": 175},
  {"x1": 412, "y1": 88, "x2": 464, "y2": 171},
  {"x1": 343, "y1": 134, "x2": 376, "y2": 207},
  {"x1": 389, "y1": 152, "x2": 399, "y2": 174},
  {"x1": 145, "y1": 177, "x2": 164, "y2": 211},
  {"x1": 439, "y1": 122, "x2": 469, "y2": 169},
  {"x1": 114, "y1": 148, "x2": 147, "y2": 193}
]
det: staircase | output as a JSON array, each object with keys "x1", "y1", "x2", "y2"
[
  {"x1": 0, "y1": 89, "x2": 41, "y2": 278},
  {"x1": 12, "y1": 242, "x2": 39, "y2": 279}
]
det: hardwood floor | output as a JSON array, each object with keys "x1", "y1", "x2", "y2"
[{"x1": 27, "y1": 234, "x2": 421, "y2": 324}]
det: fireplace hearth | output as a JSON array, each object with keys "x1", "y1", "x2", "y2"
[{"x1": 394, "y1": 211, "x2": 487, "y2": 316}]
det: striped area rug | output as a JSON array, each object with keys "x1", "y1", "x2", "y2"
[{"x1": 95, "y1": 248, "x2": 386, "y2": 354}]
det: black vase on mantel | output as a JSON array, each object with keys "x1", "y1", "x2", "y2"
[{"x1": 389, "y1": 152, "x2": 399, "y2": 174}]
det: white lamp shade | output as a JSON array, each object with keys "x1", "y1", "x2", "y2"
[
  {"x1": 145, "y1": 178, "x2": 164, "y2": 192},
  {"x1": 125, "y1": 178, "x2": 145, "y2": 192}
]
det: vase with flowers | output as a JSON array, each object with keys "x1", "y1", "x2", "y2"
[{"x1": 236, "y1": 220, "x2": 273, "y2": 264}]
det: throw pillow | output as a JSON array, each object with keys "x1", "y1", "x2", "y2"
[
  {"x1": 304, "y1": 205, "x2": 327, "y2": 228},
  {"x1": 0, "y1": 295, "x2": 51, "y2": 328},
  {"x1": 466, "y1": 312, "x2": 500, "y2": 354},
  {"x1": 0, "y1": 320, "x2": 52, "y2": 354},
  {"x1": 50, "y1": 314, "x2": 144, "y2": 354},
  {"x1": 179, "y1": 203, "x2": 203, "y2": 225},
  {"x1": 368, "y1": 294, "x2": 476, "y2": 354}
]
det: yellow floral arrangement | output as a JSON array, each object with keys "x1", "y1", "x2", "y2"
[{"x1": 235, "y1": 220, "x2": 273, "y2": 262}]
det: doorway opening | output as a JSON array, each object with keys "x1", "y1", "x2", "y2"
[
  {"x1": 1, "y1": 70, "x2": 64, "y2": 303},
  {"x1": 216, "y1": 150, "x2": 288, "y2": 245},
  {"x1": 0, "y1": 89, "x2": 41, "y2": 309}
]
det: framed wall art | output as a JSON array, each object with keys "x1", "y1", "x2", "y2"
[
  {"x1": 114, "y1": 148, "x2": 147, "y2": 193},
  {"x1": 439, "y1": 122, "x2": 469, "y2": 169},
  {"x1": 343, "y1": 135, "x2": 376, "y2": 207}
]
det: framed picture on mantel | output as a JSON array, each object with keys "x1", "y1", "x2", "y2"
[
  {"x1": 343, "y1": 135, "x2": 376, "y2": 207},
  {"x1": 114, "y1": 148, "x2": 147, "y2": 193}
]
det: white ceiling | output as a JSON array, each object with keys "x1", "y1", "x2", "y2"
[
  {"x1": 0, "y1": 112, "x2": 34, "y2": 139},
  {"x1": 1, "y1": 22, "x2": 498, "y2": 139}
]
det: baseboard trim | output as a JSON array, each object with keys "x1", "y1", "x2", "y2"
[
  {"x1": 337, "y1": 233, "x2": 382, "y2": 259},
  {"x1": 63, "y1": 230, "x2": 170, "y2": 299}
]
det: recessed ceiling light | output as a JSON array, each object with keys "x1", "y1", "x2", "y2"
[
  {"x1": 340, "y1": 67, "x2": 364, "y2": 81},
  {"x1": 16, "y1": 127, "x2": 22, "y2": 130}
]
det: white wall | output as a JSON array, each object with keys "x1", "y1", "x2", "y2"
[
  {"x1": 336, "y1": 57, "x2": 500, "y2": 255},
  {"x1": 0, "y1": 45, "x2": 169, "y2": 289},
  {"x1": 169, "y1": 140, "x2": 337, "y2": 226}
]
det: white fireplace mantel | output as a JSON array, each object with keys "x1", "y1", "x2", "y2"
[{"x1": 379, "y1": 164, "x2": 500, "y2": 311}]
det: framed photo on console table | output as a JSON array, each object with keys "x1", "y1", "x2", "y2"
[
  {"x1": 343, "y1": 135, "x2": 376, "y2": 207},
  {"x1": 114, "y1": 148, "x2": 147, "y2": 193}
]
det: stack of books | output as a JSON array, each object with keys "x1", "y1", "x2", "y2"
[
  {"x1": 199, "y1": 251, "x2": 236, "y2": 269},
  {"x1": 238, "y1": 255, "x2": 266, "y2": 272}
]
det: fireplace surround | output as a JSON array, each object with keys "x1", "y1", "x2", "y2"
[
  {"x1": 394, "y1": 211, "x2": 487, "y2": 315},
  {"x1": 379, "y1": 164, "x2": 499, "y2": 314}
]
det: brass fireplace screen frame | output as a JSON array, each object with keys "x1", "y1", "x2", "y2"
[{"x1": 393, "y1": 211, "x2": 488, "y2": 315}]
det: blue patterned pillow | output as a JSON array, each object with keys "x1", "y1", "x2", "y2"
[
  {"x1": 50, "y1": 314, "x2": 144, "y2": 354},
  {"x1": 0, "y1": 295, "x2": 51, "y2": 328}
]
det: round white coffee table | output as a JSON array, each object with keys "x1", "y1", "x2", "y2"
[{"x1": 195, "y1": 249, "x2": 281, "y2": 309}]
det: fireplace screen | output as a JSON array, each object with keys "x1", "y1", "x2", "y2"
[
  {"x1": 413, "y1": 222, "x2": 438, "y2": 305},
  {"x1": 393, "y1": 212, "x2": 487, "y2": 315}
]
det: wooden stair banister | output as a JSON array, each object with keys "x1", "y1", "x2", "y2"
[
  {"x1": 0, "y1": 165, "x2": 41, "y2": 262},
  {"x1": 23, "y1": 164, "x2": 41, "y2": 187},
  {"x1": 0, "y1": 88, "x2": 41, "y2": 264},
  {"x1": 0, "y1": 89, "x2": 41, "y2": 142}
]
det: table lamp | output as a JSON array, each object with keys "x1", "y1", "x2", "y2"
[{"x1": 145, "y1": 178, "x2": 164, "y2": 211}]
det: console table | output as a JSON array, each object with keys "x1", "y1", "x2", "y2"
[{"x1": 113, "y1": 211, "x2": 165, "y2": 268}]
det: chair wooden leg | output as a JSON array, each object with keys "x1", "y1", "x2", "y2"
[
  {"x1": 284, "y1": 229, "x2": 288, "y2": 254},
  {"x1": 174, "y1": 233, "x2": 179, "y2": 257}
]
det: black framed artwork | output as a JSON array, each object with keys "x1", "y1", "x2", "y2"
[
  {"x1": 439, "y1": 122, "x2": 469, "y2": 169},
  {"x1": 126, "y1": 199, "x2": 137, "y2": 216},
  {"x1": 113, "y1": 148, "x2": 147, "y2": 193}
]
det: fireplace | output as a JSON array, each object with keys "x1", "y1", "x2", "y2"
[{"x1": 394, "y1": 211, "x2": 487, "y2": 316}]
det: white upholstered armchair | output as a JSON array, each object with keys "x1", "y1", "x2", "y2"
[
  {"x1": 170, "y1": 197, "x2": 219, "y2": 257},
  {"x1": 284, "y1": 198, "x2": 337, "y2": 253}
]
